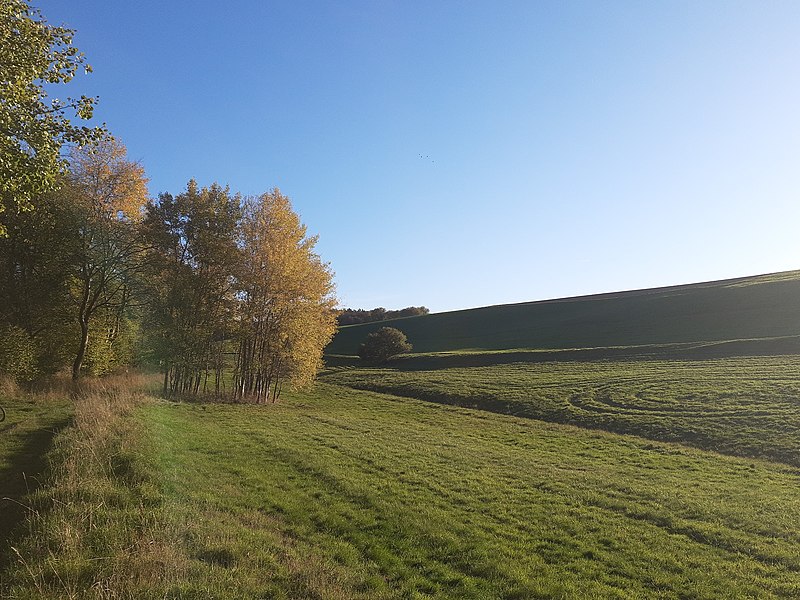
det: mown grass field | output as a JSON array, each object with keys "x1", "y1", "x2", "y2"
[
  {"x1": 2, "y1": 380, "x2": 800, "y2": 598},
  {"x1": 322, "y1": 354, "x2": 800, "y2": 466},
  {"x1": 327, "y1": 270, "x2": 800, "y2": 354}
]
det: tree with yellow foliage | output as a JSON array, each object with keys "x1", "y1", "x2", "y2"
[{"x1": 234, "y1": 189, "x2": 338, "y2": 402}]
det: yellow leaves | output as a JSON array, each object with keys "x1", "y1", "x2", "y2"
[
  {"x1": 68, "y1": 138, "x2": 149, "y2": 221},
  {"x1": 238, "y1": 188, "x2": 338, "y2": 394},
  {"x1": 141, "y1": 181, "x2": 334, "y2": 400}
]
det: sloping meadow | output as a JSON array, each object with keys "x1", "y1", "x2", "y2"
[
  {"x1": 327, "y1": 271, "x2": 800, "y2": 355},
  {"x1": 323, "y1": 354, "x2": 800, "y2": 466},
  {"x1": 4, "y1": 379, "x2": 799, "y2": 598}
]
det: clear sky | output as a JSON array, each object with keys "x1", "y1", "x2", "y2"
[{"x1": 36, "y1": 1, "x2": 800, "y2": 313}]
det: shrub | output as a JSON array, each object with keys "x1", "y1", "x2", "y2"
[
  {"x1": 358, "y1": 327, "x2": 412, "y2": 363},
  {"x1": 0, "y1": 325, "x2": 38, "y2": 383}
]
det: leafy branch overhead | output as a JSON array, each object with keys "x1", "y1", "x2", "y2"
[{"x1": 0, "y1": 0, "x2": 107, "y2": 235}]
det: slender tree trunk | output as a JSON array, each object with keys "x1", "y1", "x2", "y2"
[
  {"x1": 271, "y1": 355, "x2": 282, "y2": 403},
  {"x1": 272, "y1": 374, "x2": 280, "y2": 404},
  {"x1": 72, "y1": 318, "x2": 89, "y2": 380},
  {"x1": 72, "y1": 274, "x2": 92, "y2": 381}
]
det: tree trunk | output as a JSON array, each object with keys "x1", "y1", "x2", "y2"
[{"x1": 72, "y1": 319, "x2": 89, "y2": 380}]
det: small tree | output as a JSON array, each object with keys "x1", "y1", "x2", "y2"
[{"x1": 358, "y1": 327, "x2": 412, "y2": 363}]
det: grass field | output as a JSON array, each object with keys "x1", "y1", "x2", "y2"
[
  {"x1": 322, "y1": 354, "x2": 800, "y2": 466},
  {"x1": 327, "y1": 270, "x2": 800, "y2": 355},
  {"x1": 3, "y1": 381, "x2": 800, "y2": 598}
]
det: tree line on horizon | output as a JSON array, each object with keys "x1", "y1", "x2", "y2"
[
  {"x1": 1, "y1": 2, "x2": 338, "y2": 401},
  {"x1": 337, "y1": 306, "x2": 430, "y2": 326}
]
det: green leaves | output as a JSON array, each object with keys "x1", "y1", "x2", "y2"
[
  {"x1": 358, "y1": 327, "x2": 412, "y2": 363},
  {"x1": 0, "y1": 0, "x2": 108, "y2": 235},
  {"x1": 141, "y1": 185, "x2": 338, "y2": 400}
]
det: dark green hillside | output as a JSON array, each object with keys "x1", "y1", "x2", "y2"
[{"x1": 327, "y1": 271, "x2": 800, "y2": 355}]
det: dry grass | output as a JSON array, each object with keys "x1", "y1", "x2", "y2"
[
  {"x1": 24, "y1": 371, "x2": 160, "y2": 400},
  {"x1": 0, "y1": 374, "x2": 20, "y2": 399},
  {"x1": 2, "y1": 372, "x2": 179, "y2": 600}
]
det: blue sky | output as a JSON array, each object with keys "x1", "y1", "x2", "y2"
[{"x1": 38, "y1": 1, "x2": 800, "y2": 312}]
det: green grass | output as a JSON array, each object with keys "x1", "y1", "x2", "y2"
[
  {"x1": 0, "y1": 391, "x2": 72, "y2": 565},
  {"x1": 0, "y1": 376, "x2": 167, "y2": 600},
  {"x1": 322, "y1": 355, "x2": 800, "y2": 466},
  {"x1": 5, "y1": 272, "x2": 800, "y2": 597},
  {"x1": 5, "y1": 381, "x2": 800, "y2": 598},
  {"x1": 326, "y1": 270, "x2": 800, "y2": 354}
]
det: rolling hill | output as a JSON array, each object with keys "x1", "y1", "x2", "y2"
[{"x1": 327, "y1": 270, "x2": 800, "y2": 355}]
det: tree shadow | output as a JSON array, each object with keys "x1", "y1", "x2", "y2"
[{"x1": 0, "y1": 415, "x2": 71, "y2": 570}]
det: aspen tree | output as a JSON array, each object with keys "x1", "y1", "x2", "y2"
[{"x1": 235, "y1": 189, "x2": 337, "y2": 402}]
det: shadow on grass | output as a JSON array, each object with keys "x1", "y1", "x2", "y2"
[{"x1": 0, "y1": 415, "x2": 71, "y2": 570}]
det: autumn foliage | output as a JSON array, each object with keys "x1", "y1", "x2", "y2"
[
  {"x1": 1, "y1": 146, "x2": 337, "y2": 401},
  {"x1": 0, "y1": 3, "x2": 337, "y2": 398},
  {"x1": 235, "y1": 190, "x2": 338, "y2": 401},
  {"x1": 141, "y1": 184, "x2": 338, "y2": 402}
]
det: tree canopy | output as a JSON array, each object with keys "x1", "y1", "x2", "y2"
[
  {"x1": 235, "y1": 189, "x2": 338, "y2": 401},
  {"x1": 0, "y1": 3, "x2": 338, "y2": 398},
  {"x1": 141, "y1": 181, "x2": 244, "y2": 397},
  {"x1": 0, "y1": 139, "x2": 148, "y2": 380},
  {"x1": 64, "y1": 139, "x2": 149, "y2": 379},
  {"x1": 141, "y1": 184, "x2": 338, "y2": 401},
  {"x1": 358, "y1": 327, "x2": 412, "y2": 363},
  {"x1": 0, "y1": 0, "x2": 106, "y2": 235}
]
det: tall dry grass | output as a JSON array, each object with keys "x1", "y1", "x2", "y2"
[
  {"x1": 3, "y1": 372, "x2": 185, "y2": 600},
  {"x1": 0, "y1": 374, "x2": 20, "y2": 399}
]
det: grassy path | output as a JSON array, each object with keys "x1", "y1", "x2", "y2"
[{"x1": 0, "y1": 395, "x2": 71, "y2": 567}]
